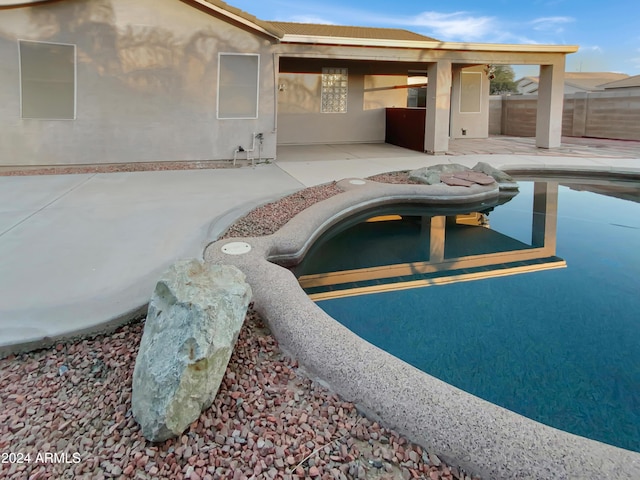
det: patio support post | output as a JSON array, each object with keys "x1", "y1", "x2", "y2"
[
  {"x1": 532, "y1": 181, "x2": 559, "y2": 252},
  {"x1": 429, "y1": 216, "x2": 446, "y2": 262},
  {"x1": 536, "y1": 59, "x2": 565, "y2": 148},
  {"x1": 425, "y1": 60, "x2": 452, "y2": 154}
]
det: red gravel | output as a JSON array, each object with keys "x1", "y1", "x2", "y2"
[
  {"x1": 220, "y1": 173, "x2": 416, "y2": 239},
  {"x1": 221, "y1": 182, "x2": 344, "y2": 238},
  {"x1": 0, "y1": 309, "x2": 477, "y2": 480},
  {"x1": 0, "y1": 161, "x2": 235, "y2": 177}
]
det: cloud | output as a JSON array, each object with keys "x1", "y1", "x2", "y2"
[
  {"x1": 275, "y1": 7, "x2": 499, "y2": 42},
  {"x1": 269, "y1": 3, "x2": 578, "y2": 46},
  {"x1": 530, "y1": 16, "x2": 574, "y2": 33},
  {"x1": 404, "y1": 11, "x2": 496, "y2": 41}
]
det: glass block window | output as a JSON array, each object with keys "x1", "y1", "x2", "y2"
[
  {"x1": 19, "y1": 40, "x2": 76, "y2": 120},
  {"x1": 321, "y1": 68, "x2": 348, "y2": 113},
  {"x1": 218, "y1": 53, "x2": 260, "y2": 119}
]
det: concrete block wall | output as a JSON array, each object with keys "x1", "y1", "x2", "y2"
[
  {"x1": 580, "y1": 91, "x2": 640, "y2": 140},
  {"x1": 489, "y1": 91, "x2": 640, "y2": 141},
  {"x1": 490, "y1": 95, "x2": 538, "y2": 138}
]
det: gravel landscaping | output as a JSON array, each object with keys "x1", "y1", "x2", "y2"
[
  {"x1": 221, "y1": 182, "x2": 344, "y2": 239},
  {"x1": 0, "y1": 160, "x2": 234, "y2": 177},
  {"x1": 1, "y1": 308, "x2": 477, "y2": 480},
  {"x1": 1, "y1": 179, "x2": 480, "y2": 480}
]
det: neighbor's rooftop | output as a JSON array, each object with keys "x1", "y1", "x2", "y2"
[
  {"x1": 600, "y1": 74, "x2": 640, "y2": 90},
  {"x1": 517, "y1": 72, "x2": 630, "y2": 93}
]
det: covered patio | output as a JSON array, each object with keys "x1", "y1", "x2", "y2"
[{"x1": 273, "y1": 24, "x2": 578, "y2": 155}]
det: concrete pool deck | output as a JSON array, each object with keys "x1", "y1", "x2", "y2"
[
  {"x1": 1, "y1": 136, "x2": 639, "y2": 477},
  {"x1": 275, "y1": 137, "x2": 640, "y2": 187},
  {"x1": 1, "y1": 135, "x2": 638, "y2": 356}
]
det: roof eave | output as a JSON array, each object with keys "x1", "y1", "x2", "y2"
[
  {"x1": 192, "y1": 0, "x2": 283, "y2": 40},
  {"x1": 280, "y1": 35, "x2": 436, "y2": 48},
  {"x1": 280, "y1": 34, "x2": 579, "y2": 54},
  {"x1": 0, "y1": 0, "x2": 50, "y2": 6},
  {"x1": 440, "y1": 42, "x2": 579, "y2": 54}
]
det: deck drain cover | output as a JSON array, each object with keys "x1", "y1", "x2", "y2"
[
  {"x1": 222, "y1": 241, "x2": 251, "y2": 255},
  {"x1": 349, "y1": 179, "x2": 366, "y2": 185}
]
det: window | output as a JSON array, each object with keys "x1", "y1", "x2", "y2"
[
  {"x1": 321, "y1": 67, "x2": 348, "y2": 113},
  {"x1": 19, "y1": 40, "x2": 76, "y2": 120},
  {"x1": 217, "y1": 53, "x2": 259, "y2": 119}
]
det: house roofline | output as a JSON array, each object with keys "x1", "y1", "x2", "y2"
[
  {"x1": 190, "y1": 0, "x2": 284, "y2": 40},
  {"x1": 0, "y1": 0, "x2": 58, "y2": 8},
  {"x1": 279, "y1": 34, "x2": 579, "y2": 54},
  {"x1": 2, "y1": 0, "x2": 579, "y2": 56}
]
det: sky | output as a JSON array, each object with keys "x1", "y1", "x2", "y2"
[{"x1": 229, "y1": 0, "x2": 640, "y2": 78}]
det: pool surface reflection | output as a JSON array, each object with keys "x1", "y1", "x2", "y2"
[{"x1": 297, "y1": 180, "x2": 640, "y2": 452}]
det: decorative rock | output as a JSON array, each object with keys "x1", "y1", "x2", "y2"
[
  {"x1": 439, "y1": 174, "x2": 475, "y2": 187},
  {"x1": 472, "y1": 161, "x2": 519, "y2": 190},
  {"x1": 450, "y1": 170, "x2": 496, "y2": 185},
  {"x1": 409, "y1": 163, "x2": 470, "y2": 185},
  {"x1": 409, "y1": 162, "x2": 518, "y2": 193},
  {"x1": 132, "y1": 260, "x2": 252, "y2": 442}
]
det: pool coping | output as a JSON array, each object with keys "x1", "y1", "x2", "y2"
[{"x1": 203, "y1": 173, "x2": 640, "y2": 480}]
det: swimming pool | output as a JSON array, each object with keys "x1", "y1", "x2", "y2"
[{"x1": 297, "y1": 178, "x2": 640, "y2": 452}]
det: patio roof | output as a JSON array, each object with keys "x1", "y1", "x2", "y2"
[
  {"x1": 268, "y1": 21, "x2": 577, "y2": 53},
  {"x1": 268, "y1": 21, "x2": 439, "y2": 42},
  {"x1": 193, "y1": 1, "x2": 577, "y2": 54}
]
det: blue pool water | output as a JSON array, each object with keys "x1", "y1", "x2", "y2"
[{"x1": 310, "y1": 180, "x2": 640, "y2": 452}]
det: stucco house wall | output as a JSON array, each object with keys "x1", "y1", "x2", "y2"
[
  {"x1": 0, "y1": 0, "x2": 576, "y2": 166},
  {"x1": 450, "y1": 65, "x2": 490, "y2": 139},
  {"x1": 0, "y1": 0, "x2": 278, "y2": 166},
  {"x1": 278, "y1": 63, "x2": 493, "y2": 145},
  {"x1": 276, "y1": 65, "x2": 407, "y2": 145}
]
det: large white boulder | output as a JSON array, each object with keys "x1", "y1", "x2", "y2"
[{"x1": 132, "y1": 260, "x2": 252, "y2": 442}]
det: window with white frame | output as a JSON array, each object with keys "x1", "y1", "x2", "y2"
[
  {"x1": 321, "y1": 67, "x2": 348, "y2": 113},
  {"x1": 217, "y1": 53, "x2": 259, "y2": 119},
  {"x1": 19, "y1": 40, "x2": 76, "y2": 120}
]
